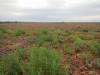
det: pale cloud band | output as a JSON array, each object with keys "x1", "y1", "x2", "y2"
[{"x1": 0, "y1": 0, "x2": 100, "y2": 22}]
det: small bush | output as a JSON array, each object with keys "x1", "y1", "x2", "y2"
[
  {"x1": 28, "y1": 47, "x2": 68, "y2": 75},
  {"x1": 15, "y1": 30, "x2": 25, "y2": 36},
  {"x1": 0, "y1": 28, "x2": 7, "y2": 33},
  {"x1": 0, "y1": 48, "x2": 25, "y2": 75},
  {"x1": 78, "y1": 34, "x2": 95, "y2": 40},
  {"x1": 0, "y1": 31, "x2": 3, "y2": 39},
  {"x1": 35, "y1": 33, "x2": 53, "y2": 46},
  {"x1": 16, "y1": 48, "x2": 25, "y2": 60},
  {"x1": 64, "y1": 46, "x2": 75, "y2": 55},
  {"x1": 80, "y1": 52, "x2": 92, "y2": 64},
  {"x1": 0, "y1": 28, "x2": 8, "y2": 39},
  {"x1": 87, "y1": 40, "x2": 100, "y2": 55},
  {"x1": 35, "y1": 29, "x2": 58, "y2": 47},
  {"x1": 82, "y1": 29, "x2": 88, "y2": 32},
  {"x1": 40, "y1": 29, "x2": 50, "y2": 35},
  {"x1": 0, "y1": 53, "x2": 23, "y2": 75},
  {"x1": 94, "y1": 58, "x2": 100, "y2": 69},
  {"x1": 74, "y1": 36, "x2": 86, "y2": 51}
]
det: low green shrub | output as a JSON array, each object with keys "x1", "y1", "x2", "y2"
[
  {"x1": 0, "y1": 53, "x2": 23, "y2": 75},
  {"x1": 74, "y1": 36, "x2": 86, "y2": 51},
  {"x1": 16, "y1": 48, "x2": 25, "y2": 60},
  {"x1": 0, "y1": 48, "x2": 25, "y2": 75},
  {"x1": 94, "y1": 58, "x2": 100, "y2": 69},
  {"x1": 87, "y1": 40, "x2": 100, "y2": 55},
  {"x1": 28, "y1": 47, "x2": 68, "y2": 75},
  {"x1": 82, "y1": 29, "x2": 88, "y2": 32},
  {"x1": 0, "y1": 28, "x2": 7, "y2": 33},
  {"x1": 15, "y1": 30, "x2": 25, "y2": 36},
  {"x1": 80, "y1": 52, "x2": 92, "y2": 64},
  {"x1": 0, "y1": 28, "x2": 8, "y2": 39},
  {"x1": 78, "y1": 34, "x2": 95, "y2": 40},
  {"x1": 35, "y1": 29, "x2": 58, "y2": 47},
  {"x1": 35, "y1": 33, "x2": 53, "y2": 46},
  {"x1": 64, "y1": 45, "x2": 75, "y2": 55},
  {"x1": 0, "y1": 31, "x2": 3, "y2": 39}
]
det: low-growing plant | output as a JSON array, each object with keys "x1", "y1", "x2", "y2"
[
  {"x1": 0, "y1": 61, "x2": 5, "y2": 75},
  {"x1": 79, "y1": 34, "x2": 94, "y2": 40},
  {"x1": 0, "y1": 28, "x2": 8, "y2": 39},
  {"x1": 40, "y1": 29, "x2": 50, "y2": 35},
  {"x1": 15, "y1": 30, "x2": 25, "y2": 36},
  {"x1": 80, "y1": 52, "x2": 92, "y2": 64},
  {"x1": 0, "y1": 28, "x2": 7, "y2": 33},
  {"x1": 74, "y1": 36, "x2": 86, "y2": 51},
  {"x1": 0, "y1": 31, "x2": 3, "y2": 39},
  {"x1": 35, "y1": 33, "x2": 53, "y2": 46},
  {"x1": 93, "y1": 58, "x2": 100, "y2": 69},
  {"x1": 0, "y1": 53, "x2": 23, "y2": 75},
  {"x1": 0, "y1": 48, "x2": 26, "y2": 75},
  {"x1": 82, "y1": 29, "x2": 88, "y2": 32},
  {"x1": 64, "y1": 45, "x2": 75, "y2": 55},
  {"x1": 28, "y1": 47, "x2": 68, "y2": 75},
  {"x1": 87, "y1": 40, "x2": 100, "y2": 55},
  {"x1": 16, "y1": 48, "x2": 25, "y2": 61},
  {"x1": 35, "y1": 29, "x2": 58, "y2": 47}
]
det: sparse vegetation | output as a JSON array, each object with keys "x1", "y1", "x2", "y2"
[{"x1": 0, "y1": 23, "x2": 100, "y2": 75}]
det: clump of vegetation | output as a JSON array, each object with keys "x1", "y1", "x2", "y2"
[
  {"x1": 73, "y1": 36, "x2": 86, "y2": 51},
  {"x1": 93, "y1": 58, "x2": 100, "y2": 69},
  {"x1": 15, "y1": 30, "x2": 25, "y2": 36},
  {"x1": 35, "y1": 29, "x2": 58, "y2": 47},
  {"x1": 0, "y1": 28, "x2": 8, "y2": 39},
  {"x1": 0, "y1": 28, "x2": 8, "y2": 33},
  {"x1": 64, "y1": 45, "x2": 75, "y2": 55},
  {"x1": 95, "y1": 30, "x2": 100, "y2": 32},
  {"x1": 0, "y1": 31, "x2": 3, "y2": 39},
  {"x1": 80, "y1": 52, "x2": 92, "y2": 64},
  {"x1": 79, "y1": 34, "x2": 95, "y2": 40},
  {"x1": 0, "y1": 53, "x2": 23, "y2": 75},
  {"x1": 16, "y1": 48, "x2": 25, "y2": 60},
  {"x1": 28, "y1": 47, "x2": 68, "y2": 75},
  {"x1": 35, "y1": 31, "x2": 52, "y2": 46},
  {"x1": 0, "y1": 48, "x2": 25, "y2": 75},
  {"x1": 82, "y1": 29, "x2": 88, "y2": 32},
  {"x1": 54, "y1": 30, "x2": 67, "y2": 43},
  {"x1": 87, "y1": 40, "x2": 100, "y2": 55}
]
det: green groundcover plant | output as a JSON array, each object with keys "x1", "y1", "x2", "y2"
[{"x1": 28, "y1": 47, "x2": 68, "y2": 75}]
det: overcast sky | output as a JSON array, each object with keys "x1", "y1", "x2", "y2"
[{"x1": 0, "y1": 0, "x2": 100, "y2": 22}]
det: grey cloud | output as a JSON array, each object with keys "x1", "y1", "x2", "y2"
[{"x1": 0, "y1": 0, "x2": 100, "y2": 22}]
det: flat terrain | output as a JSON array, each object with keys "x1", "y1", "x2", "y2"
[
  {"x1": 0, "y1": 22, "x2": 100, "y2": 75},
  {"x1": 0, "y1": 22, "x2": 100, "y2": 30}
]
